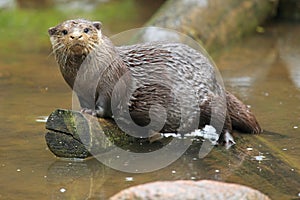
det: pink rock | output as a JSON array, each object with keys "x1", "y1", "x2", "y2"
[{"x1": 110, "y1": 180, "x2": 271, "y2": 200}]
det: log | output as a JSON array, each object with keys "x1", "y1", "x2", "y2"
[
  {"x1": 45, "y1": 109, "x2": 174, "y2": 159},
  {"x1": 45, "y1": 109, "x2": 126, "y2": 159},
  {"x1": 145, "y1": 0, "x2": 279, "y2": 53}
]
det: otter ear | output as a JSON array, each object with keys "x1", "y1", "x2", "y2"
[
  {"x1": 48, "y1": 27, "x2": 57, "y2": 35},
  {"x1": 92, "y1": 21, "x2": 102, "y2": 30}
]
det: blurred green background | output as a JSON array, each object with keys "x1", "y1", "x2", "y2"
[{"x1": 0, "y1": 0, "x2": 164, "y2": 53}]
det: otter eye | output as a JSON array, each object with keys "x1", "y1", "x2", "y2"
[
  {"x1": 62, "y1": 29, "x2": 68, "y2": 35},
  {"x1": 83, "y1": 28, "x2": 89, "y2": 33}
]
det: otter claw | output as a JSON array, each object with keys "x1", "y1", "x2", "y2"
[
  {"x1": 223, "y1": 131, "x2": 236, "y2": 149},
  {"x1": 80, "y1": 108, "x2": 105, "y2": 118},
  {"x1": 81, "y1": 108, "x2": 96, "y2": 116},
  {"x1": 149, "y1": 131, "x2": 163, "y2": 143},
  {"x1": 81, "y1": 108, "x2": 91, "y2": 114}
]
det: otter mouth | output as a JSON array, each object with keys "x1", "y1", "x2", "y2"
[{"x1": 69, "y1": 43, "x2": 87, "y2": 55}]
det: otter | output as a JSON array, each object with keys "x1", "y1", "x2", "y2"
[{"x1": 48, "y1": 19, "x2": 261, "y2": 144}]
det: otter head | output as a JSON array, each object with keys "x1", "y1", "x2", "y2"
[{"x1": 48, "y1": 19, "x2": 102, "y2": 58}]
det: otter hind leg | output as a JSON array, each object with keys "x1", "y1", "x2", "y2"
[{"x1": 226, "y1": 91, "x2": 262, "y2": 134}]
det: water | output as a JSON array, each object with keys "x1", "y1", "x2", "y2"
[{"x1": 0, "y1": 1, "x2": 299, "y2": 199}]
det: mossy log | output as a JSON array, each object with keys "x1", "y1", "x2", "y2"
[
  {"x1": 45, "y1": 109, "x2": 127, "y2": 159},
  {"x1": 45, "y1": 109, "x2": 173, "y2": 159}
]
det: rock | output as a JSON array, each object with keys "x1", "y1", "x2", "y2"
[{"x1": 110, "y1": 180, "x2": 271, "y2": 200}]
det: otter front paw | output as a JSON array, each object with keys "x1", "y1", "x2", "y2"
[
  {"x1": 81, "y1": 108, "x2": 97, "y2": 117},
  {"x1": 81, "y1": 107, "x2": 105, "y2": 118}
]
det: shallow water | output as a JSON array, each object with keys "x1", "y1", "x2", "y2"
[{"x1": 0, "y1": 2, "x2": 299, "y2": 199}]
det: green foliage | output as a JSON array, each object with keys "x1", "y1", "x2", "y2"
[{"x1": 0, "y1": 0, "x2": 139, "y2": 52}]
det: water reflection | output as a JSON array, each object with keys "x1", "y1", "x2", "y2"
[
  {"x1": 45, "y1": 136, "x2": 300, "y2": 199},
  {"x1": 279, "y1": 25, "x2": 300, "y2": 89},
  {"x1": 218, "y1": 33, "x2": 277, "y2": 100}
]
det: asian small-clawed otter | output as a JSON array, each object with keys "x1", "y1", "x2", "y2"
[{"x1": 48, "y1": 19, "x2": 261, "y2": 145}]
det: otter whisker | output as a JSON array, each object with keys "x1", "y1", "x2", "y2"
[
  {"x1": 89, "y1": 41, "x2": 98, "y2": 48},
  {"x1": 48, "y1": 42, "x2": 62, "y2": 57},
  {"x1": 48, "y1": 47, "x2": 62, "y2": 58},
  {"x1": 48, "y1": 50, "x2": 56, "y2": 58},
  {"x1": 53, "y1": 45, "x2": 65, "y2": 53},
  {"x1": 62, "y1": 48, "x2": 69, "y2": 66},
  {"x1": 89, "y1": 42, "x2": 97, "y2": 49},
  {"x1": 87, "y1": 44, "x2": 96, "y2": 53}
]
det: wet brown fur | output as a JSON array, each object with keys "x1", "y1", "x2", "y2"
[{"x1": 48, "y1": 19, "x2": 262, "y2": 143}]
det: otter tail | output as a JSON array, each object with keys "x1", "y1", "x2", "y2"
[{"x1": 226, "y1": 91, "x2": 262, "y2": 134}]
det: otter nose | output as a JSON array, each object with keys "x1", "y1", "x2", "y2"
[{"x1": 69, "y1": 31, "x2": 83, "y2": 40}]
